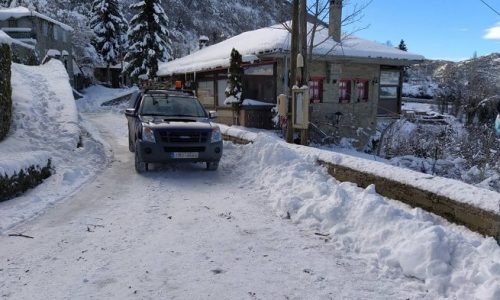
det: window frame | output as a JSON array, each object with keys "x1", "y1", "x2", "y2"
[
  {"x1": 8, "y1": 18, "x2": 17, "y2": 28},
  {"x1": 339, "y1": 79, "x2": 352, "y2": 104},
  {"x1": 308, "y1": 76, "x2": 324, "y2": 103},
  {"x1": 356, "y1": 79, "x2": 369, "y2": 102}
]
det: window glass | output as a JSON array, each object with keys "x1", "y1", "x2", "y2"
[
  {"x1": 217, "y1": 79, "x2": 228, "y2": 106},
  {"x1": 197, "y1": 80, "x2": 215, "y2": 106},
  {"x1": 356, "y1": 80, "x2": 369, "y2": 102},
  {"x1": 308, "y1": 77, "x2": 323, "y2": 103},
  {"x1": 8, "y1": 18, "x2": 17, "y2": 27},
  {"x1": 140, "y1": 95, "x2": 207, "y2": 117},
  {"x1": 42, "y1": 22, "x2": 48, "y2": 36},
  {"x1": 380, "y1": 71, "x2": 400, "y2": 85},
  {"x1": 380, "y1": 86, "x2": 398, "y2": 99},
  {"x1": 339, "y1": 79, "x2": 351, "y2": 103}
]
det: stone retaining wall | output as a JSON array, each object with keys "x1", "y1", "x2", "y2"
[{"x1": 222, "y1": 134, "x2": 500, "y2": 242}]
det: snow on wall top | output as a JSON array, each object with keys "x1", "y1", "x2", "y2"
[
  {"x1": 0, "y1": 6, "x2": 73, "y2": 32},
  {"x1": 0, "y1": 29, "x2": 12, "y2": 45},
  {"x1": 0, "y1": 29, "x2": 34, "y2": 49},
  {"x1": 158, "y1": 22, "x2": 425, "y2": 76},
  {"x1": 218, "y1": 125, "x2": 500, "y2": 214}
]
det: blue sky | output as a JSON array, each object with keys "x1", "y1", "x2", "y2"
[{"x1": 340, "y1": 0, "x2": 500, "y2": 61}]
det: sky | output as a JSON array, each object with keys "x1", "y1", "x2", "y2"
[{"x1": 340, "y1": 0, "x2": 500, "y2": 61}]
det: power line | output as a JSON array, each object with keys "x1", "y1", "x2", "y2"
[{"x1": 479, "y1": 0, "x2": 500, "y2": 16}]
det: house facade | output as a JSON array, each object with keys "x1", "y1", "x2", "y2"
[
  {"x1": 157, "y1": 5, "x2": 424, "y2": 147},
  {"x1": 0, "y1": 6, "x2": 74, "y2": 86}
]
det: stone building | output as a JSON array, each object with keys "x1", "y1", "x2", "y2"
[
  {"x1": 157, "y1": 4, "x2": 424, "y2": 147},
  {"x1": 0, "y1": 6, "x2": 74, "y2": 86}
]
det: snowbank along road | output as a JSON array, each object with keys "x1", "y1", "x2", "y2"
[{"x1": 1, "y1": 111, "x2": 499, "y2": 299}]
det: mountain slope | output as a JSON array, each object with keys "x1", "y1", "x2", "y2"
[{"x1": 1, "y1": 0, "x2": 291, "y2": 62}]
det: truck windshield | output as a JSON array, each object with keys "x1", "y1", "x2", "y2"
[{"x1": 140, "y1": 95, "x2": 207, "y2": 118}]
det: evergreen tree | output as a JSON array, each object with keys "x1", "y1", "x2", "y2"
[
  {"x1": 224, "y1": 48, "x2": 243, "y2": 125},
  {"x1": 90, "y1": 0, "x2": 128, "y2": 84},
  {"x1": 125, "y1": 0, "x2": 172, "y2": 81},
  {"x1": 398, "y1": 39, "x2": 408, "y2": 52}
]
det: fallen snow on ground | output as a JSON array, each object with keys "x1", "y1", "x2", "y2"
[
  {"x1": 220, "y1": 124, "x2": 500, "y2": 298},
  {"x1": 0, "y1": 112, "x2": 434, "y2": 299},
  {"x1": 0, "y1": 61, "x2": 107, "y2": 231}
]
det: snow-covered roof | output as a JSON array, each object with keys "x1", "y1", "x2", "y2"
[
  {"x1": 0, "y1": 6, "x2": 73, "y2": 32},
  {"x1": 158, "y1": 22, "x2": 425, "y2": 76},
  {"x1": 0, "y1": 29, "x2": 34, "y2": 49}
]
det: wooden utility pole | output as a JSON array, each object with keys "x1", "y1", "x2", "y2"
[
  {"x1": 286, "y1": 0, "x2": 299, "y2": 143},
  {"x1": 299, "y1": 0, "x2": 308, "y2": 145}
]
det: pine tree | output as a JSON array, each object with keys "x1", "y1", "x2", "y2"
[
  {"x1": 398, "y1": 39, "x2": 408, "y2": 52},
  {"x1": 224, "y1": 48, "x2": 243, "y2": 125},
  {"x1": 125, "y1": 0, "x2": 172, "y2": 81},
  {"x1": 90, "y1": 0, "x2": 128, "y2": 84}
]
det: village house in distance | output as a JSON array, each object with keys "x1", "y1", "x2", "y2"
[
  {"x1": 158, "y1": 1, "x2": 424, "y2": 147},
  {"x1": 0, "y1": 6, "x2": 74, "y2": 86}
]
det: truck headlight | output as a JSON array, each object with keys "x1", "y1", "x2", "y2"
[
  {"x1": 142, "y1": 127, "x2": 156, "y2": 143},
  {"x1": 211, "y1": 127, "x2": 222, "y2": 143}
]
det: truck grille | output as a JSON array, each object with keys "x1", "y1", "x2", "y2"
[
  {"x1": 158, "y1": 131, "x2": 209, "y2": 143},
  {"x1": 164, "y1": 147, "x2": 205, "y2": 152}
]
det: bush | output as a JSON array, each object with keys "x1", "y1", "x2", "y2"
[
  {"x1": 0, "y1": 43, "x2": 12, "y2": 141},
  {"x1": 0, "y1": 159, "x2": 52, "y2": 202}
]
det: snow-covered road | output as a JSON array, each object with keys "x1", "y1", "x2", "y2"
[{"x1": 0, "y1": 112, "x2": 433, "y2": 299}]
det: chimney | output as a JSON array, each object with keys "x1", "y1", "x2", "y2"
[
  {"x1": 329, "y1": 0, "x2": 342, "y2": 42},
  {"x1": 199, "y1": 35, "x2": 209, "y2": 50}
]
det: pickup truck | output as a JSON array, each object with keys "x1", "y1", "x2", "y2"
[{"x1": 125, "y1": 89, "x2": 223, "y2": 173}]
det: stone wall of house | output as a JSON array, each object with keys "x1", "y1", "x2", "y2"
[
  {"x1": 311, "y1": 62, "x2": 380, "y2": 148},
  {"x1": 274, "y1": 57, "x2": 382, "y2": 148}
]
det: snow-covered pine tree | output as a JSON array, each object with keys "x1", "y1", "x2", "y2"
[
  {"x1": 224, "y1": 48, "x2": 243, "y2": 125},
  {"x1": 398, "y1": 39, "x2": 408, "y2": 52},
  {"x1": 125, "y1": 0, "x2": 172, "y2": 81},
  {"x1": 90, "y1": 0, "x2": 128, "y2": 84}
]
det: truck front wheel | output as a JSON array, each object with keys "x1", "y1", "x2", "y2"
[{"x1": 135, "y1": 144, "x2": 148, "y2": 173}]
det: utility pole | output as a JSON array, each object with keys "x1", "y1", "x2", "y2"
[
  {"x1": 298, "y1": 0, "x2": 308, "y2": 145},
  {"x1": 286, "y1": 0, "x2": 299, "y2": 143}
]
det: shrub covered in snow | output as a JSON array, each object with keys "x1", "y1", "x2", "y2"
[
  {"x1": 381, "y1": 115, "x2": 500, "y2": 192},
  {"x1": 0, "y1": 159, "x2": 52, "y2": 202},
  {"x1": 224, "y1": 48, "x2": 243, "y2": 125},
  {"x1": 0, "y1": 43, "x2": 12, "y2": 141}
]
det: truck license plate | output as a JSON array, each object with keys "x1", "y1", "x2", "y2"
[{"x1": 172, "y1": 152, "x2": 199, "y2": 159}]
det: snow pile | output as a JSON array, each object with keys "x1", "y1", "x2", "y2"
[
  {"x1": 0, "y1": 61, "x2": 107, "y2": 231},
  {"x1": 158, "y1": 23, "x2": 424, "y2": 76},
  {"x1": 0, "y1": 60, "x2": 79, "y2": 177},
  {"x1": 227, "y1": 132, "x2": 500, "y2": 298},
  {"x1": 76, "y1": 84, "x2": 138, "y2": 113}
]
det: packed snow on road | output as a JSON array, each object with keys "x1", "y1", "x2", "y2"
[{"x1": 0, "y1": 87, "x2": 499, "y2": 299}]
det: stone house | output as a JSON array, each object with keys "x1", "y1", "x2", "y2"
[
  {"x1": 157, "y1": 3, "x2": 424, "y2": 147},
  {"x1": 0, "y1": 6, "x2": 74, "y2": 86}
]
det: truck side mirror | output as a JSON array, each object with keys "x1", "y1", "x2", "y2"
[
  {"x1": 209, "y1": 111, "x2": 218, "y2": 119},
  {"x1": 125, "y1": 108, "x2": 136, "y2": 117}
]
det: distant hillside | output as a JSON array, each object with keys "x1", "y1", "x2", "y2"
[
  {"x1": 404, "y1": 53, "x2": 500, "y2": 99},
  {"x1": 1, "y1": 0, "x2": 291, "y2": 63}
]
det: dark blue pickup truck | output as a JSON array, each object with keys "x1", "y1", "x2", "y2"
[{"x1": 125, "y1": 89, "x2": 223, "y2": 173}]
